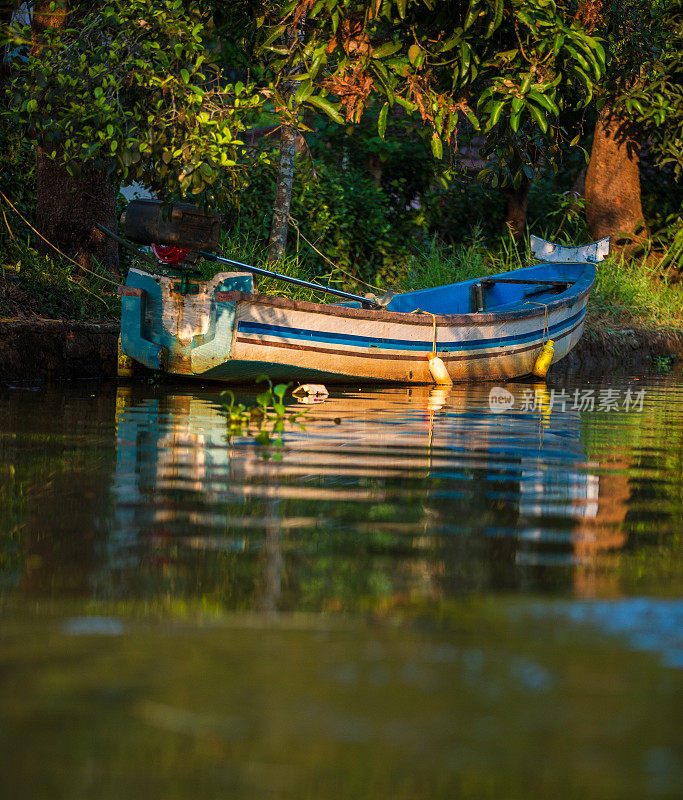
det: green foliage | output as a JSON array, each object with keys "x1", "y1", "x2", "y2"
[
  {"x1": 572, "y1": 0, "x2": 683, "y2": 190},
  {"x1": 307, "y1": 110, "x2": 437, "y2": 214},
  {"x1": 8, "y1": 0, "x2": 262, "y2": 204},
  {"x1": 474, "y1": 1, "x2": 605, "y2": 188},
  {"x1": 0, "y1": 109, "x2": 36, "y2": 255},
  {"x1": 641, "y1": 154, "x2": 683, "y2": 248},
  {"x1": 652, "y1": 354, "x2": 675, "y2": 373},
  {"x1": 393, "y1": 226, "x2": 531, "y2": 293},
  {"x1": 583, "y1": 249, "x2": 683, "y2": 329},
  {"x1": 219, "y1": 376, "x2": 305, "y2": 447},
  {"x1": 200, "y1": 232, "x2": 335, "y2": 302},
  {"x1": 259, "y1": 1, "x2": 605, "y2": 190},
  {"x1": 421, "y1": 180, "x2": 506, "y2": 245},
  {"x1": 221, "y1": 154, "x2": 414, "y2": 286},
  {"x1": 0, "y1": 240, "x2": 120, "y2": 320},
  {"x1": 614, "y1": 1, "x2": 683, "y2": 180},
  {"x1": 544, "y1": 190, "x2": 589, "y2": 241}
]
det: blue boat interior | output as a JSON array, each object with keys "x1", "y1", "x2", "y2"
[
  {"x1": 125, "y1": 261, "x2": 592, "y2": 319},
  {"x1": 336, "y1": 263, "x2": 588, "y2": 314}
]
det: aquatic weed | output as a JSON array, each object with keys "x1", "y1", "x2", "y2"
[{"x1": 219, "y1": 375, "x2": 306, "y2": 448}]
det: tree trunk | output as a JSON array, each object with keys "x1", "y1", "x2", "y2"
[
  {"x1": 585, "y1": 102, "x2": 647, "y2": 247},
  {"x1": 32, "y1": 1, "x2": 119, "y2": 276},
  {"x1": 503, "y1": 174, "x2": 530, "y2": 243},
  {"x1": 267, "y1": 16, "x2": 307, "y2": 264},
  {"x1": 267, "y1": 119, "x2": 298, "y2": 263},
  {"x1": 36, "y1": 147, "x2": 119, "y2": 274},
  {"x1": 367, "y1": 152, "x2": 383, "y2": 188}
]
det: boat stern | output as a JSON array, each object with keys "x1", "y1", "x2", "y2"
[{"x1": 120, "y1": 268, "x2": 254, "y2": 376}]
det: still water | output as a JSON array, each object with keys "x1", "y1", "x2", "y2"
[{"x1": 0, "y1": 374, "x2": 681, "y2": 799}]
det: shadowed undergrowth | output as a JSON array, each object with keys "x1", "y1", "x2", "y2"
[{"x1": 1, "y1": 230, "x2": 681, "y2": 330}]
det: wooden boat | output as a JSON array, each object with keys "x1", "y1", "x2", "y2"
[{"x1": 119, "y1": 235, "x2": 608, "y2": 384}]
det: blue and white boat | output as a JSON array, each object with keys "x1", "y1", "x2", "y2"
[{"x1": 119, "y1": 235, "x2": 608, "y2": 383}]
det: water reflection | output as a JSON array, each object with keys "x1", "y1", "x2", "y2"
[
  {"x1": 2, "y1": 378, "x2": 682, "y2": 799},
  {"x1": 107, "y1": 383, "x2": 628, "y2": 610}
]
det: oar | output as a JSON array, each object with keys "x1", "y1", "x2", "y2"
[{"x1": 200, "y1": 251, "x2": 383, "y2": 309}]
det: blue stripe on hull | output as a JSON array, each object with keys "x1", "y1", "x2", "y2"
[{"x1": 238, "y1": 307, "x2": 586, "y2": 353}]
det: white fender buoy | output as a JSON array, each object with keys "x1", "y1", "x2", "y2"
[{"x1": 428, "y1": 353, "x2": 453, "y2": 385}]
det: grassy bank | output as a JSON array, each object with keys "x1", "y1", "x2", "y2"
[
  {"x1": 1, "y1": 233, "x2": 682, "y2": 331},
  {"x1": 0, "y1": 240, "x2": 121, "y2": 321},
  {"x1": 209, "y1": 231, "x2": 683, "y2": 331}
]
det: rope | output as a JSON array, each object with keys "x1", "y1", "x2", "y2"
[
  {"x1": 0, "y1": 190, "x2": 121, "y2": 289},
  {"x1": 411, "y1": 308, "x2": 438, "y2": 354},
  {"x1": 525, "y1": 301, "x2": 549, "y2": 343},
  {"x1": 287, "y1": 214, "x2": 384, "y2": 293}
]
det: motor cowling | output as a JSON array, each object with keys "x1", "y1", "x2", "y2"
[
  {"x1": 151, "y1": 243, "x2": 190, "y2": 265},
  {"x1": 121, "y1": 199, "x2": 221, "y2": 252}
]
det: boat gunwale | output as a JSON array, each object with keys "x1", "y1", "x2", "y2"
[
  {"x1": 214, "y1": 262, "x2": 595, "y2": 327},
  {"x1": 235, "y1": 314, "x2": 586, "y2": 363}
]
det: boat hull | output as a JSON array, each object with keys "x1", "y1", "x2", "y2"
[{"x1": 120, "y1": 263, "x2": 594, "y2": 384}]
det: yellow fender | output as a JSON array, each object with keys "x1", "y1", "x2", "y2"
[{"x1": 532, "y1": 339, "x2": 555, "y2": 379}]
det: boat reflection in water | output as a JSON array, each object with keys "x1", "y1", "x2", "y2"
[
  {"x1": 109, "y1": 381, "x2": 630, "y2": 609},
  {"x1": 3, "y1": 378, "x2": 680, "y2": 800}
]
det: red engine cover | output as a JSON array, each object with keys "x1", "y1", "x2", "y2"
[{"x1": 151, "y1": 243, "x2": 189, "y2": 265}]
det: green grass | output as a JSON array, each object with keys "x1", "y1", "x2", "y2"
[
  {"x1": 2, "y1": 227, "x2": 682, "y2": 330},
  {"x1": 589, "y1": 250, "x2": 683, "y2": 329},
  {"x1": 198, "y1": 231, "x2": 337, "y2": 304},
  {"x1": 392, "y1": 227, "x2": 526, "y2": 292},
  {"x1": 0, "y1": 239, "x2": 120, "y2": 321}
]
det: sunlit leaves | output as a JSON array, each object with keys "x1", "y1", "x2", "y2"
[
  {"x1": 10, "y1": 0, "x2": 263, "y2": 205},
  {"x1": 307, "y1": 94, "x2": 345, "y2": 124},
  {"x1": 430, "y1": 132, "x2": 442, "y2": 159},
  {"x1": 254, "y1": 0, "x2": 605, "y2": 182},
  {"x1": 377, "y1": 101, "x2": 389, "y2": 138}
]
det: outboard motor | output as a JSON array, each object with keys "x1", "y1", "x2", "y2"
[
  {"x1": 121, "y1": 200, "x2": 222, "y2": 294},
  {"x1": 99, "y1": 198, "x2": 382, "y2": 307}
]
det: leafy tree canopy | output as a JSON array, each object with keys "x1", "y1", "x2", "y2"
[
  {"x1": 8, "y1": 0, "x2": 263, "y2": 203},
  {"x1": 254, "y1": 1, "x2": 605, "y2": 187},
  {"x1": 591, "y1": 0, "x2": 683, "y2": 179}
]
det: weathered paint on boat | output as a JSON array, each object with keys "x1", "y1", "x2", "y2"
[{"x1": 120, "y1": 258, "x2": 596, "y2": 384}]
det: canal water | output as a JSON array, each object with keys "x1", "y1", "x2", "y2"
[{"x1": 0, "y1": 373, "x2": 681, "y2": 799}]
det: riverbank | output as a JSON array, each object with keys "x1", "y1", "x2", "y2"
[
  {"x1": 0, "y1": 316, "x2": 681, "y2": 383},
  {"x1": 0, "y1": 319, "x2": 119, "y2": 381},
  {"x1": 2, "y1": 229, "x2": 682, "y2": 383},
  {"x1": 548, "y1": 319, "x2": 683, "y2": 381}
]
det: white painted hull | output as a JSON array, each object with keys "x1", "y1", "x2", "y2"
[
  {"x1": 225, "y1": 294, "x2": 588, "y2": 383},
  {"x1": 120, "y1": 262, "x2": 595, "y2": 384}
]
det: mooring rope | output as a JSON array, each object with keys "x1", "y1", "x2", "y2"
[
  {"x1": 525, "y1": 301, "x2": 550, "y2": 343},
  {"x1": 410, "y1": 308, "x2": 439, "y2": 353},
  {"x1": 0, "y1": 189, "x2": 121, "y2": 290},
  {"x1": 287, "y1": 214, "x2": 384, "y2": 294}
]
